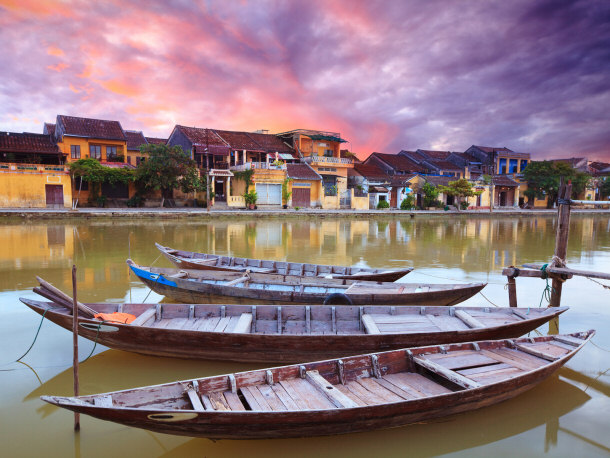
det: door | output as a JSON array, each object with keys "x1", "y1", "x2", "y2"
[
  {"x1": 45, "y1": 185, "x2": 64, "y2": 208},
  {"x1": 292, "y1": 187, "x2": 311, "y2": 207},
  {"x1": 255, "y1": 183, "x2": 282, "y2": 205},
  {"x1": 390, "y1": 189, "x2": 398, "y2": 208}
]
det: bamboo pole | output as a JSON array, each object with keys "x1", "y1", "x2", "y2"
[{"x1": 72, "y1": 265, "x2": 80, "y2": 431}]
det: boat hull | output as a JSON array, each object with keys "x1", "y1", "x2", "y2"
[{"x1": 22, "y1": 300, "x2": 566, "y2": 363}]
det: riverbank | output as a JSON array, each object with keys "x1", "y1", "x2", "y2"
[{"x1": 1, "y1": 207, "x2": 609, "y2": 220}]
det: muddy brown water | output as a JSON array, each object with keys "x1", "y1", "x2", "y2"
[{"x1": 0, "y1": 215, "x2": 608, "y2": 457}]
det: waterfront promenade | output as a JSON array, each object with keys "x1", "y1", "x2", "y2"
[{"x1": 0, "y1": 207, "x2": 609, "y2": 219}]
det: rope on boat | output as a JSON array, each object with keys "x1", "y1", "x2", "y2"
[
  {"x1": 477, "y1": 291, "x2": 499, "y2": 307},
  {"x1": 15, "y1": 308, "x2": 57, "y2": 362},
  {"x1": 586, "y1": 277, "x2": 610, "y2": 290},
  {"x1": 538, "y1": 264, "x2": 555, "y2": 308}
]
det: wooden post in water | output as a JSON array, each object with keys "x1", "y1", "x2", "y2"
[
  {"x1": 72, "y1": 265, "x2": 80, "y2": 431},
  {"x1": 549, "y1": 180, "x2": 572, "y2": 308}
]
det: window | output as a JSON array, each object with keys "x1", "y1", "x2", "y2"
[
  {"x1": 324, "y1": 149, "x2": 333, "y2": 157},
  {"x1": 70, "y1": 145, "x2": 80, "y2": 159},
  {"x1": 126, "y1": 156, "x2": 131, "y2": 165},
  {"x1": 520, "y1": 160, "x2": 528, "y2": 172},
  {"x1": 106, "y1": 146, "x2": 118, "y2": 161},
  {"x1": 90, "y1": 145, "x2": 101, "y2": 160},
  {"x1": 509, "y1": 159, "x2": 519, "y2": 174},
  {"x1": 498, "y1": 158, "x2": 507, "y2": 174}
]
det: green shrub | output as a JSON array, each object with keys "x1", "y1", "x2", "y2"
[
  {"x1": 400, "y1": 195, "x2": 415, "y2": 210},
  {"x1": 126, "y1": 195, "x2": 144, "y2": 208},
  {"x1": 460, "y1": 201, "x2": 470, "y2": 210},
  {"x1": 377, "y1": 200, "x2": 390, "y2": 209}
]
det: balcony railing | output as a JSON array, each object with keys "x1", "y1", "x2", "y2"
[
  {"x1": 303, "y1": 156, "x2": 353, "y2": 165},
  {"x1": 0, "y1": 162, "x2": 69, "y2": 173},
  {"x1": 231, "y1": 162, "x2": 286, "y2": 171}
]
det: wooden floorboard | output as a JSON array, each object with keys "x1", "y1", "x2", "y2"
[
  {"x1": 384, "y1": 372, "x2": 452, "y2": 396},
  {"x1": 257, "y1": 385, "x2": 288, "y2": 411},
  {"x1": 278, "y1": 380, "x2": 314, "y2": 410},
  {"x1": 334, "y1": 384, "x2": 367, "y2": 406},
  {"x1": 357, "y1": 377, "x2": 404, "y2": 402},
  {"x1": 223, "y1": 391, "x2": 246, "y2": 411}
]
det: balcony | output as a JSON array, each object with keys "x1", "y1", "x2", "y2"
[
  {"x1": 231, "y1": 161, "x2": 286, "y2": 171},
  {"x1": 303, "y1": 156, "x2": 353, "y2": 166}
]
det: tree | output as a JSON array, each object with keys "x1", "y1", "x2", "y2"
[
  {"x1": 422, "y1": 182, "x2": 440, "y2": 208},
  {"x1": 135, "y1": 144, "x2": 204, "y2": 207},
  {"x1": 522, "y1": 161, "x2": 591, "y2": 208},
  {"x1": 438, "y1": 178, "x2": 482, "y2": 212},
  {"x1": 70, "y1": 158, "x2": 134, "y2": 207}
]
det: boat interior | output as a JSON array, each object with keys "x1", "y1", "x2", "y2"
[{"x1": 61, "y1": 332, "x2": 590, "y2": 413}]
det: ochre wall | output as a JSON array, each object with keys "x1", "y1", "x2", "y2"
[
  {"x1": 59, "y1": 137, "x2": 128, "y2": 163},
  {"x1": 0, "y1": 167, "x2": 72, "y2": 208}
]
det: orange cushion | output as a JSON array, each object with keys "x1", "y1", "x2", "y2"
[{"x1": 94, "y1": 312, "x2": 137, "y2": 324}]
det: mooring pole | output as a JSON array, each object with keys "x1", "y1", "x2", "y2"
[
  {"x1": 72, "y1": 265, "x2": 80, "y2": 431},
  {"x1": 549, "y1": 180, "x2": 572, "y2": 308}
]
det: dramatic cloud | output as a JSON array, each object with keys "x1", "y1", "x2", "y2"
[{"x1": 0, "y1": 0, "x2": 608, "y2": 159}]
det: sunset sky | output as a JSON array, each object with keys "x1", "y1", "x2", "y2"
[{"x1": 1, "y1": 0, "x2": 609, "y2": 160}]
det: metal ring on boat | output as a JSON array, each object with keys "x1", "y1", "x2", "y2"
[
  {"x1": 147, "y1": 412, "x2": 199, "y2": 422},
  {"x1": 79, "y1": 323, "x2": 119, "y2": 332}
]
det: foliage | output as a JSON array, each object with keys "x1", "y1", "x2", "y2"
[
  {"x1": 480, "y1": 174, "x2": 492, "y2": 185},
  {"x1": 422, "y1": 182, "x2": 440, "y2": 207},
  {"x1": 438, "y1": 178, "x2": 482, "y2": 211},
  {"x1": 126, "y1": 195, "x2": 144, "y2": 208},
  {"x1": 135, "y1": 144, "x2": 203, "y2": 205},
  {"x1": 294, "y1": 206, "x2": 300, "y2": 211},
  {"x1": 282, "y1": 177, "x2": 292, "y2": 204},
  {"x1": 377, "y1": 199, "x2": 390, "y2": 209},
  {"x1": 325, "y1": 185, "x2": 338, "y2": 196},
  {"x1": 244, "y1": 191, "x2": 258, "y2": 205},
  {"x1": 522, "y1": 161, "x2": 591, "y2": 208},
  {"x1": 460, "y1": 201, "x2": 470, "y2": 210},
  {"x1": 70, "y1": 158, "x2": 135, "y2": 204},
  {"x1": 233, "y1": 168, "x2": 255, "y2": 193},
  {"x1": 96, "y1": 195, "x2": 107, "y2": 208},
  {"x1": 400, "y1": 195, "x2": 415, "y2": 210}
]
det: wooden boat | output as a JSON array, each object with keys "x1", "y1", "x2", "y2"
[
  {"x1": 155, "y1": 243, "x2": 413, "y2": 281},
  {"x1": 20, "y1": 280, "x2": 567, "y2": 363},
  {"x1": 41, "y1": 330, "x2": 594, "y2": 439},
  {"x1": 127, "y1": 260, "x2": 486, "y2": 306}
]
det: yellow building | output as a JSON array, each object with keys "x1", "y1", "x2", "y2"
[
  {"x1": 0, "y1": 131, "x2": 72, "y2": 208},
  {"x1": 276, "y1": 130, "x2": 353, "y2": 204}
]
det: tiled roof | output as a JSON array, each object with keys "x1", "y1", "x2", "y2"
[
  {"x1": 145, "y1": 137, "x2": 167, "y2": 145},
  {"x1": 353, "y1": 163, "x2": 390, "y2": 181},
  {"x1": 472, "y1": 145, "x2": 513, "y2": 153},
  {"x1": 390, "y1": 173, "x2": 418, "y2": 187},
  {"x1": 492, "y1": 174, "x2": 519, "y2": 187},
  {"x1": 399, "y1": 150, "x2": 426, "y2": 163},
  {"x1": 427, "y1": 159, "x2": 463, "y2": 171},
  {"x1": 213, "y1": 130, "x2": 264, "y2": 151},
  {"x1": 0, "y1": 132, "x2": 61, "y2": 155},
  {"x1": 418, "y1": 149, "x2": 452, "y2": 160},
  {"x1": 57, "y1": 115, "x2": 126, "y2": 141},
  {"x1": 423, "y1": 175, "x2": 454, "y2": 187},
  {"x1": 175, "y1": 126, "x2": 227, "y2": 146},
  {"x1": 124, "y1": 130, "x2": 147, "y2": 151},
  {"x1": 454, "y1": 152, "x2": 481, "y2": 163},
  {"x1": 100, "y1": 161, "x2": 136, "y2": 169},
  {"x1": 589, "y1": 161, "x2": 610, "y2": 175},
  {"x1": 43, "y1": 123, "x2": 55, "y2": 137},
  {"x1": 286, "y1": 163, "x2": 321, "y2": 181},
  {"x1": 247, "y1": 132, "x2": 294, "y2": 154},
  {"x1": 373, "y1": 152, "x2": 425, "y2": 173}
]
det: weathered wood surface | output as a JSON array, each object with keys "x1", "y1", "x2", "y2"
[
  {"x1": 521, "y1": 264, "x2": 610, "y2": 281},
  {"x1": 21, "y1": 286, "x2": 570, "y2": 363},
  {"x1": 156, "y1": 243, "x2": 413, "y2": 282},
  {"x1": 127, "y1": 260, "x2": 486, "y2": 307},
  {"x1": 41, "y1": 331, "x2": 594, "y2": 439}
]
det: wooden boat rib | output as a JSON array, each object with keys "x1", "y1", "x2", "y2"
[
  {"x1": 127, "y1": 260, "x2": 486, "y2": 306},
  {"x1": 21, "y1": 290, "x2": 568, "y2": 363},
  {"x1": 155, "y1": 243, "x2": 413, "y2": 282},
  {"x1": 42, "y1": 330, "x2": 594, "y2": 439}
]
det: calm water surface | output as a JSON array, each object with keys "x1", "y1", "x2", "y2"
[{"x1": 0, "y1": 215, "x2": 609, "y2": 457}]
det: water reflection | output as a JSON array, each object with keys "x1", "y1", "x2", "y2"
[{"x1": 1, "y1": 215, "x2": 609, "y2": 457}]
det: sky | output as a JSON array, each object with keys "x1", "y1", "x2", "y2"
[{"x1": 1, "y1": 0, "x2": 609, "y2": 160}]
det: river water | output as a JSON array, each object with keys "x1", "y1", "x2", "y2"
[{"x1": 0, "y1": 215, "x2": 608, "y2": 457}]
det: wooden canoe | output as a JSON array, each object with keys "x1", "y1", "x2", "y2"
[
  {"x1": 41, "y1": 330, "x2": 594, "y2": 439},
  {"x1": 20, "y1": 293, "x2": 568, "y2": 363},
  {"x1": 127, "y1": 260, "x2": 486, "y2": 306},
  {"x1": 155, "y1": 243, "x2": 413, "y2": 281}
]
